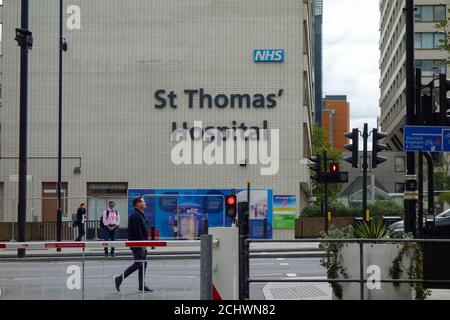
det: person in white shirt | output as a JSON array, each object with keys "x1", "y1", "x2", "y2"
[{"x1": 102, "y1": 201, "x2": 120, "y2": 257}]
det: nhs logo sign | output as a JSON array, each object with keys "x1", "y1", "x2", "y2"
[{"x1": 253, "y1": 49, "x2": 285, "y2": 63}]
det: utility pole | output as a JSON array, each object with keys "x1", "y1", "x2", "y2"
[
  {"x1": 15, "y1": 0, "x2": 32, "y2": 258},
  {"x1": 362, "y1": 123, "x2": 369, "y2": 221},
  {"x1": 405, "y1": 0, "x2": 417, "y2": 235}
]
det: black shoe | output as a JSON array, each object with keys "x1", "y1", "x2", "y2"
[
  {"x1": 110, "y1": 252, "x2": 115, "y2": 257},
  {"x1": 114, "y1": 275, "x2": 122, "y2": 292},
  {"x1": 138, "y1": 285, "x2": 153, "y2": 292}
]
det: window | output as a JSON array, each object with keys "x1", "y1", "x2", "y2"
[
  {"x1": 416, "y1": 59, "x2": 445, "y2": 76},
  {"x1": 395, "y1": 156, "x2": 406, "y2": 172},
  {"x1": 415, "y1": 32, "x2": 445, "y2": 49},
  {"x1": 395, "y1": 183, "x2": 405, "y2": 193},
  {"x1": 415, "y1": 5, "x2": 446, "y2": 22}
]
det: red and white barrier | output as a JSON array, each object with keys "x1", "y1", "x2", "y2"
[{"x1": 0, "y1": 240, "x2": 202, "y2": 250}]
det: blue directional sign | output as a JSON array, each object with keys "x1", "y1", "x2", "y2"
[{"x1": 403, "y1": 126, "x2": 450, "y2": 152}]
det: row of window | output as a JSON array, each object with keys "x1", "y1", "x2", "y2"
[
  {"x1": 416, "y1": 59, "x2": 445, "y2": 77},
  {"x1": 415, "y1": 5, "x2": 446, "y2": 23}
]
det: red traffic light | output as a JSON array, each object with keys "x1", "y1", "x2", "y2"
[
  {"x1": 330, "y1": 163, "x2": 339, "y2": 173},
  {"x1": 226, "y1": 195, "x2": 236, "y2": 206}
]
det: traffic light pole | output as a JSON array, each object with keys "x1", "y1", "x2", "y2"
[
  {"x1": 362, "y1": 124, "x2": 369, "y2": 221},
  {"x1": 16, "y1": 0, "x2": 31, "y2": 258},
  {"x1": 417, "y1": 68, "x2": 424, "y2": 239},
  {"x1": 405, "y1": 0, "x2": 417, "y2": 236},
  {"x1": 323, "y1": 150, "x2": 329, "y2": 234}
]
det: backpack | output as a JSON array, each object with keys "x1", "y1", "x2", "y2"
[{"x1": 99, "y1": 210, "x2": 110, "y2": 228}]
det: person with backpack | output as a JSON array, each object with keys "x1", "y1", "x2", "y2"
[{"x1": 101, "y1": 201, "x2": 120, "y2": 257}]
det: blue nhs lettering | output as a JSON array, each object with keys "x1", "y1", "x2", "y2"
[{"x1": 254, "y1": 49, "x2": 284, "y2": 63}]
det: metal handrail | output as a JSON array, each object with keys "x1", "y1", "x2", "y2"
[{"x1": 244, "y1": 237, "x2": 450, "y2": 300}]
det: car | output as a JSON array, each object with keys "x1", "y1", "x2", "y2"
[{"x1": 389, "y1": 209, "x2": 450, "y2": 238}]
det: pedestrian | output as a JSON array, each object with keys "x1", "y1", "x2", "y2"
[
  {"x1": 102, "y1": 201, "x2": 120, "y2": 257},
  {"x1": 75, "y1": 203, "x2": 87, "y2": 241},
  {"x1": 114, "y1": 196, "x2": 152, "y2": 292}
]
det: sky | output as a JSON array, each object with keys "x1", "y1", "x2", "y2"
[{"x1": 323, "y1": 0, "x2": 380, "y2": 131}]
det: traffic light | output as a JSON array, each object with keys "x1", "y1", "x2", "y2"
[
  {"x1": 439, "y1": 73, "x2": 450, "y2": 126},
  {"x1": 344, "y1": 129, "x2": 359, "y2": 168},
  {"x1": 330, "y1": 163, "x2": 339, "y2": 174},
  {"x1": 309, "y1": 155, "x2": 322, "y2": 181},
  {"x1": 225, "y1": 193, "x2": 237, "y2": 219},
  {"x1": 372, "y1": 129, "x2": 388, "y2": 168},
  {"x1": 328, "y1": 162, "x2": 349, "y2": 183}
]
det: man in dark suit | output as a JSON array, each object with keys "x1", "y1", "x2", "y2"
[
  {"x1": 114, "y1": 196, "x2": 153, "y2": 292},
  {"x1": 75, "y1": 203, "x2": 86, "y2": 241}
]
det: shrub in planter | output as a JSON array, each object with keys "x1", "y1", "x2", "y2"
[{"x1": 319, "y1": 220, "x2": 430, "y2": 300}]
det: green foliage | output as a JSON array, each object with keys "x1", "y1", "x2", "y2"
[
  {"x1": 311, "y1": 124, "x2": 343, "y2": 204},
  {"x1": 319, "y1": 226, "x2": 352, "y2": 299},
  {"x1": 367, "y1": 201, "x2": 403, "y2": 218},
  {"x1": 388, "y1": 234, "x2": 431, "y2": 300},
  {"x1": 320, "y1": 224, "x2": 431, "y2": 300},
  {"x1": 433, "y1": 172, "x2": 450, "y2": 191},
  {"x1": 438, "y1": 192, "x2": 450, "y2": 206},
  {"x1": 301, "y1": 201, "x2": 403, "y2": 218},
  {"x1": 352, "y1": 220, "x2": 394, "y2": 239}
]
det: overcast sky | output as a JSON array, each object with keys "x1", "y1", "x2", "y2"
[{"x1": 323, "y1": 0, "x2": 380, "y2": 131}]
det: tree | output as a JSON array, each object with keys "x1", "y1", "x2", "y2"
[
  {"x1": 436, "y1": 12, "x2": 450, "y2": 65},
  {"x1": 311, "y1": 123, "x2": 343, "y2": 204}
]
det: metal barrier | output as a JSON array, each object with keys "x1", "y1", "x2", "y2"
[
  {"x1": 244, "y1": 238, "x2": 450, "y2": 300},
  {"x1": 0, "y1": 238, "x2": 216, "y2": 300},
  {"x1": 6, "y1": 194, "x2": 228, "y2": 242}
]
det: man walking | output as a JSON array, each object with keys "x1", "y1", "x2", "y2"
[
  {"x1": 102, "y1": 201, "x2": 120, "y2": 257},
  {"x1": 114, "y1": 197, "x2": 152, "y2": 292},
  {"x1": 75, "y1": 203, "x2": 87, "y2": 241}
]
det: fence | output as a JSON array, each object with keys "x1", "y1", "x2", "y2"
[
  {"x1": 0, "y1": 237, "x2": 215, "y2": 300},
  {"x1": 244, "y1": 238, "x2": 450, "y2": 300},
  {"x1": 6, "y1": 194, "x2": 228, "y2": 242}
]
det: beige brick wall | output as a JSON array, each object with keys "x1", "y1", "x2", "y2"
[{"x1": 0, "y1": 1, "x2": 314, "y2": 239}]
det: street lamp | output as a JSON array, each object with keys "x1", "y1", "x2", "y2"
[{"x1": 56, "y1": 0, "x2": 68, "y2": 247}]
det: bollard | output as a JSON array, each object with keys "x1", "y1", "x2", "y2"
[{"x1": 200, "y1": 234, "x2": 213, "y2": 300}]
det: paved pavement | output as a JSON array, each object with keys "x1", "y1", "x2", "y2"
[
  {"x1": 1, "y1": 241, "x2": 449, "y2": 300},
  {"x1": 0, "y1": 257, "x2": 326, "y2": 300}
]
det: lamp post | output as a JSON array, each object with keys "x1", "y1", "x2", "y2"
[
  {"x1": 57, "y1": 0, "x2": 67, "y2": 246},
  {"x1": 15, "y1": 0, "x2": 33, "y2": 258}
]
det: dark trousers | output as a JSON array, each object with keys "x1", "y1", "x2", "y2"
[
  {"x1": 103, "y1": 227, "x2": 117, "y2": 255},
  {"x1": 75, "y1": 222, "x2": 85, "y2": 241},
  {"x1": 122, "y1": 248, "x2": 148, "y2": 288}
]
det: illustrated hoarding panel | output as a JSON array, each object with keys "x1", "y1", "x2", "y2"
[
  {"x1": 128, "y1": 189, "x2": 273, "y2": 239},
  {"x1": 273, "y1": 195, "x2": 296, "y2": 229}
]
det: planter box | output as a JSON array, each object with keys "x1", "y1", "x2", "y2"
[
  {"x1": 296, "y1": 217, "x2": 354, "y2": 238},
  {"x1": 333, "y1": 243, "x2": 413, "y2": 300}
]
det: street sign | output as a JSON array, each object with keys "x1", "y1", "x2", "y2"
[{"x1": 404, "y1": 126, "x2": 450, "y2": 152}]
